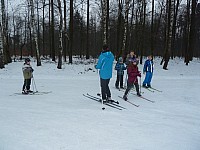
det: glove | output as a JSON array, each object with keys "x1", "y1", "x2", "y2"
[
  {"x1": 94, "y1": 65, "x2": 97, "y2": 69},
  {"x1": 138, "y1": 73, "x2": 141, "y2": 77}
]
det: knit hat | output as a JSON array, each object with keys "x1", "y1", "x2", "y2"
[
  {"x1": 118, "y1": 57, "x2": 123, "y2": 62},
  {"x1": 25, "y1": 58, "x2": 30, "y2": 63}
]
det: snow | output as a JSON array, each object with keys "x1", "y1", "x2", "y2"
[{"x1": 0, "y1": 57, "x2": 200, "y2": 150}]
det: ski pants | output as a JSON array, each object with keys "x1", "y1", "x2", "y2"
[
  {"x1": 22, "y1": 79, "x2": 31, "y2": 91},
  {"x1": 115, "y1": 74, "x2": 124, "y2": 88},
  {"x1": 124, "y1": 82, "x2": 140, "y2": 96},
  {"x1": 143, "y1": 72, "x2": 153, "y2": 86},
  {"x1": 100, "y1": 78, "x2": 111, "y2": 100}
]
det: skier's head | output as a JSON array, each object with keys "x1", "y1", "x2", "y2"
[
  {"x1": 25, "y1": 58, "x2": 31, "y2": 64},
  {"x1": 147, "y1": 55, "x2": 152, "y2": 60},
  {"x1": 118, "y1": 57, "x2": 123, "y2": 63},
  {"x1": 102, "y1": 44, "x2": 109, "y2": 52},
  {"x1": 131, "y1": 59, "x2": 137, "y2": 65}
]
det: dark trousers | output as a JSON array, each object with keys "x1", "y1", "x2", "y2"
[
  {"x1": 22, "y1": 79, "x2": 31, "y2": 91},
  {"x1": 100, "y1": 78, "x2": 111, "y2": 100},
  {"x1": 115, "y1": 74, "x2": 124, "y2": 88},
  {"x1": 124, "y1": 82, "x2": 140, "y2": 96}
]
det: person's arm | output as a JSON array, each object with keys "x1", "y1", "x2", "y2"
[{"x1": 95, "y1": 55, "x2": 103, "y2": 69}]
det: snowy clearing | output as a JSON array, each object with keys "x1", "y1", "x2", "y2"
[{"x1": 0, "y1": 58, "x2": 200, "y2": 150}]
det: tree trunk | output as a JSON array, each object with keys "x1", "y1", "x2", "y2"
[
  {"x1": 171, "y1": 0, "x2": 180, "y2": 59},
  {"x1": 121, "y1": 0, "x2": 130, "y2": 57},
  {"x1": 69, "y1": 0, "x2": 73, "y2": 63},
  {"x1": 29, "y1": 0, "x2": 41, "y2": 66},
  {"x1": 0, "y1": 28, "x2": 4, "y2": 68},
  {"x1": 86, "y1": 0, "x2": 89, "y2": 59},
  {"x1": 42, "y1": 0, "x2": 46, "y2": 57},
  {"x1": 51, "y1": 0, "x2": 55, "y2": 61},
  {"x1": 151, "y1": 0, "x2": 155, "y2": 57},
  {"x1": 116, "y1": 0, "x2": 122, "y2": 57},
  {"x1": 188, "y1": 0, "x2": 197, "y2": 61},
  {"x1": 163, "y1": 0, "x2": 174, "y2": 70},
  {"x1": 63, "y1": 0, "x2": 67, "y2": 62},
  {"x1": 102, "y1": 0, "x2": 107, "y2": 44},
  {"x1": 1, "y1": 0, "x2": 11, "y2": 64},
  {"x1": 57, "y1": 0, "x2": 63, "y2": 69}
]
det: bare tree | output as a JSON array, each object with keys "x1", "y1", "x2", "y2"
[
  {"x1": 86, "y1": 0, "x2": 89, "y2": 59},
  {"x1": 187, "y1": 0, "x2": 198, "y2": 62},
  {"x1": 57, "y1": 0, "x2": 63, "y2": 69},
  {"x1": 69, "y1": 0, "x2": 73, "y2": 63},
  {"x1": 28, "y1": 0, "x2": 41, "y2": 66},
  {"x1": 0, "y1": 24, "x2": 4, "y2": 68},
  {"x1": 51, "y1": 0, "x2": 55, "y2": 61},
  {"x1": 1, "y1": 0, "x2": 11, "y2": 64},
  {"x1": 121, "y1": 0, "x2": 130, "y2": 57},
  {"x1": 163, "y1": 0, "x2": 175, "y2": 70},
  {"x1": 102, "y1": 0, "x2": 108, "y2": 44}
]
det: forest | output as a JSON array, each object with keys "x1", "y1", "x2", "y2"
[{"x1": 0, "y1": 0, "x2": 199, "y2": 69}]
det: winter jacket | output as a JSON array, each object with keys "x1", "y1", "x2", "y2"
[
  {"x1": 115, "y1": 62, "x2": 126, "y2": 75},
  {"x1": 22, "y1": 64, "x2": 34, "y2": 79},
  {"x1": 95, "y1": 51, "x2": 114, "y2": 79},
  {"x1": 143, "y1": 59, "x2": 153, "y2": 73},
  {"x1": 127, "y1": 65, "x2": 141, "y2": 84}
]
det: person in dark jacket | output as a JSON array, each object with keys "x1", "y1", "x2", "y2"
[
  {"x1": 95, "y1": 44, "x2": 114, "y2": 101},
  {"x1": 143, "y1": 55, "x2": 153, "y2": 88},
  {"x1": 115, "y1": 57, "x2": 126, "y2": 89},
  {"x1": 123, "y1": 59, "x2": 141, "y2": 101},
  {"x1": 22, "y1": 58, "x2": 34, "y2": 94}
]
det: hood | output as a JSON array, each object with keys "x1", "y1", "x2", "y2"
[{"x1": 102, "y1": 51, "x2": 113, "y2": 58}]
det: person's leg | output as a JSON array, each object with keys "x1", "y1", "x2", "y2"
[
  {"x1": 115, "y1": 75, "x2": 120, "y2": 88},
  {"x1": 134, "y1": 83, "x2": 141, "y2": 96},
  {"x1": 123, "y1": 82, "x2": 133, "y2": 100},
  {"x1": 26, "y1": 79, "x2": 31, "y2": 91},
  {"x1": 100, "y1": 78, "x2": 107, "y2": 100},
  {"x1": 22, "y1": 79, "x2": 26, "y2": 91},
  {"x1": 147, "y1": 72, "x2": 153, "y2": 87},
  {"x1": 105, "y1": 79, "x2": 111, "y2": 99},
  {"x1": 120, "y1": 75, "x2": 124, "y2": 88},
  {"x1": 143, "y1": 72, "x2": 150, "y2": 87}
]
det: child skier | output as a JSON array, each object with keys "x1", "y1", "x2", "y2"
[
  {"x1": 22, "y1": 58, "x2": 34, "y2": 94},
  {"x1": 115, "y1": 57, "x2": 126, "y2": 89},
  {"x1": 143, "y1": 55, "x2": 153, "y2": 88},
  {"x1": 123, "y1": 59, "x2": 141, "y2": 101}
]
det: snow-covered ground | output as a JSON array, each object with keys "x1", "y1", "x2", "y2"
[{"x1": 0, "y1": 57, "x2": 200, "y2": 150}]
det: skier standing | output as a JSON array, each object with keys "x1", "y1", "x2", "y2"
[
  {"x1": 142, "y1": 55, "x2": 154, "y2": 88},
  {"x1": 95, "y1": 44, "x2": 114, "y2": 102},
  {"x1": 123, "y1": 59, "x2": 141, "y2": 101},
  {"x1": 22, "y1": 58, "x2": 34, "y2": 94},
  {"x1": 115, "y1": 57, "x2": 126, "y2": 89}
]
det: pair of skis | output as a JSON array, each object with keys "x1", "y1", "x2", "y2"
[
  {"x1": 11, "y1": 91, "x2": 52, "y2": 96},
  {"x1": 142, "y1": 87, "x2": 162, "y2": 93},
  {"x1": 83, "y1": 93, "x2": 126, "y2": 110}
]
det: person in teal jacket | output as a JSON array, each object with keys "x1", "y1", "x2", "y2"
[{"x1": 95, "y1": 44, "x2": 114, "y2": 101}]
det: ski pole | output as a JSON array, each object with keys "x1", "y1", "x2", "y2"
[
  {"x1": 32, "y1": 78, "x2": 35, "y2": 92},
  {"x1": 124, "y1": 72, "x2": 128, "y2": 89},
  {"x1": 32, "y1": 75, "x2": 38, "y2": 92},
  {"x1": 140, "y1": 76, "x2": 142, "y2": 94}
]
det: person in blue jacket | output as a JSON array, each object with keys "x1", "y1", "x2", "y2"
[
  {"x1": 115, "y1": 57, "x2": 126, "y2": 89},
  {"x1": 143, "y1": 55, "x2": 154, "y2": 88},
  {"x1": 95, "y1": 44, "x2": 114, "y2": 101}
]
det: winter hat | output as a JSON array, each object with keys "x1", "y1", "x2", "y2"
[
  {"x1": 25, "y1": 58, "x2": 30, "y2": 63},
  {"x1": 118, "y1": 57, "x2": 123, "y2": 62},
  {"x1": 131, "y1": 58, "x2": 137, "y2": 63},
  {"x1": 102, "y1": 44, "x2": 109, "y2": 51}
]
